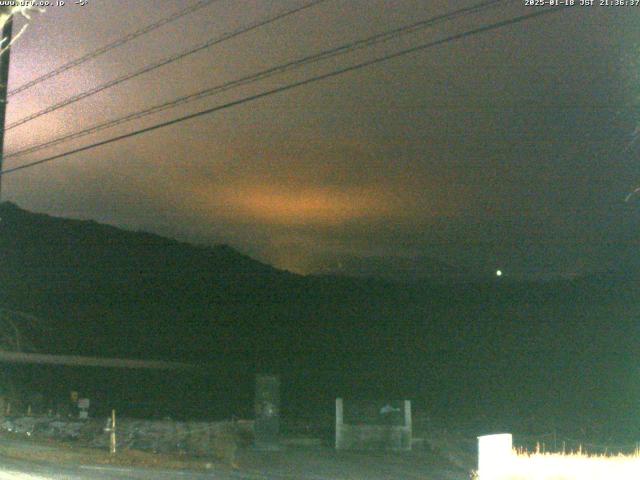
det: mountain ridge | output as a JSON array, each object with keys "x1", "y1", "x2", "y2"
[{"x1": 1, "y1": 201, "x2": 639, "y2": 431}]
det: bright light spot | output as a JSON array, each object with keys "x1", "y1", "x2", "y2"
[
  {"x1": 0, "y1": 5, "x2": 44, "y2": 56},
  {"x1": 496, "y1": 270, "x2": 503, "y2": 277},
  {"x1": 476, "y1": 433, "x2": 640, "y2": 480},
  {"x1": 476, "y1": 450, "x2": 640, "y2": 480}
]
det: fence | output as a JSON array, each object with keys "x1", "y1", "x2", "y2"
[
  {"x1": 335, "y1": 398, "x2": 412, "y2": 451},
  {"x1": 0, "y1": 414, "x2": 253, "y2": 457}
]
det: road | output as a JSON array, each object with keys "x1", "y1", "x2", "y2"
[
  {"x1": 0, "y1": 463, "x2": 468, "y2": 480},
  {"x1": 0, "y1": 437, "x2": 469, "y2": 479},
  {"x1": 0, "y1": 456, "x2": 468, "y2": 480},
  {"x1": 0, "y1": 456, "x2": 281, "y2": 480}
]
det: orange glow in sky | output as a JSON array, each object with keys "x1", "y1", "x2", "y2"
[{"x1": 202, "y1": 184, "x2": 394, "y2": 227}]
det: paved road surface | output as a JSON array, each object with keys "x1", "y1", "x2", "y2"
[
  {"x1": 0, "y1": 456, "x2": 468, "y2": 480},
  {"x1": 0, "y1": 438, "x2": 469, "y2": 479}
]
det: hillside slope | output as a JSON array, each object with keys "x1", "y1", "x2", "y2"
[{"x1": 0, "y1": 202, "x2": 638, "y2": 434}]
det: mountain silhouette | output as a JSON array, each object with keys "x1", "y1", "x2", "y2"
[{"x1": 0, "y1": 201, "x2": 638, "y2": 436}]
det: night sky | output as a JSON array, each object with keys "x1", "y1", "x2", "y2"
[{"x1": 3, "y1": 0, "x2": 640, "y2": 278}]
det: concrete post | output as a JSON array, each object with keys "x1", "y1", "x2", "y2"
[
  {"x1": 403, "y1": 400, "x2": 411, "y2": 428},
  {"x1": 404, "y1": 400, "x2": 412, "y2": 449},
  {"x1": 477, "y1": 433, "x2": 513, "y2": 479},
  {"x1": 335, "y1": 397, "x2": 343, "y2": 450},
  {"x1": 254, "y1": 374, "x2": 280, "y2": 451}
]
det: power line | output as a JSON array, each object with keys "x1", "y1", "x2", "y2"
[
  {"x1": 0, "y1": 351, "x2": 194, "y2": 370},
  {"x1": 8, "y1": 0, "x2": 221, "y2": 97},
  {"x1": 6, "y1": 0, "x2": 328, "y2": 131},
  {"x1": 6, "y1": 0, "x2": 506, "y2": 160},
  {"x1": 0, "y1": 6, "x2": 567, "y2": 177}
]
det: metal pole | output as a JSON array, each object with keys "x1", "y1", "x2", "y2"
[
  {"x1": 110, "y1": 409, "x2": 116, "y2": 455},
  {"x1": 0, "y1": 15, "x2": 13, "y2": 200}
]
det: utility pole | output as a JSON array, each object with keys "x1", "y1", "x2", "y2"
[{"x1": 0, "y1": 14, "x2": 13, "y2": 200}]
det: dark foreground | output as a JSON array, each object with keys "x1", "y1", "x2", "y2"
[{"x1": 0, "y1": 435, "x2": 471, "y2": 480}]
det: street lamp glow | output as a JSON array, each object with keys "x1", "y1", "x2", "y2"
[{"x1": 496, "y1": 270, "x2": 503, "y2": 277}]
